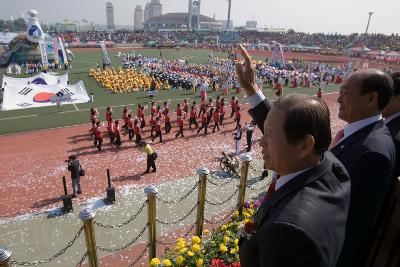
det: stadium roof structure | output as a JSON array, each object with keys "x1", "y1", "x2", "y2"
[{"x1": 146, "y1": 12, "x2": 217, "y2": 24}]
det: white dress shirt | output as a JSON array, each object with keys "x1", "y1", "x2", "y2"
[
  {"x1": 275, "y1": 168, "x2": 312, "y2": 191},
  {"x1": 384, "y1": 111, "x2": 400, "y2": 125},
  {"x1": 342, "y1": 114, "x2": 382, "y2": 141}
]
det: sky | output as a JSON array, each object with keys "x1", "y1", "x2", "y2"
[{"x1": 0, "y1": 0, "x2": 398, "y2": 34}]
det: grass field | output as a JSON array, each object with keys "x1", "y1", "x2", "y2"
[{"x1": 0, "y1": 48, "x2": 340, "y2": 135}]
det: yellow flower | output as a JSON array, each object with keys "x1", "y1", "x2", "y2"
[
  {"x1": 191, "y1": 244, "x2": 201, "y2": 253},
  {"x1": 196, "y1": 258, "x2": 204, "y2": 267},
  {"x1": 203, "y1": 229, "x2": 210, "y2": 235},
  {"x1": 223, "y1": 236, "x2": 230, "y2": 244},
  {"x1": 179, "y1": 247, "x2": 187, "y2": 254},
  {"x1": 177, "y1": 237, "x2": 185, "y2": 243},
  {"x1": 192, "y1": 235, "x2": 201, "y2": 244},
  {"x1": 235, "y1": 246, "x2": 240, "y2": 253},
  {"x1": 176, "y1": 255, "x2": 184, "y2": 265},
  {"x1": 221, "y1": 224, "x2": 227, "y2": 230},
  {"x1": 163, "y1": 259, "x2": 172, "y2": 266},
  {"x1": 232, "y1": 210, "x2": 239, "y2": 217},
  {"x1": 234, "y1": 239, "x2": 239, "y2": 246},
  {"x1": 230, "y1": 248, "x2": 236, "y2": 254},
  {"x1": 225, "y1": 230, "x2": 231, "y2": 236},
  {"x1": 149, "y1": 257, "x2": 160, "y2": 266},
  {"x1": 187, "y1": 250, "x2": 195, "y2": 257},
  {"x1": 219, "y1": 244, "x2": 228, "y2": 253}
]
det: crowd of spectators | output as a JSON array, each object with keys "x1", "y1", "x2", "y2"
[{"x1": 55, "y1": 30, "x2": 400, "y2": 52}]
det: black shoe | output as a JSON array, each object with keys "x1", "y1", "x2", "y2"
[
  {"x1": 77, "y1": 190, "x2": 82, "y2": 194},
  {"x1": 151, "y1": 169, "x2": 156, "y2": 173}
]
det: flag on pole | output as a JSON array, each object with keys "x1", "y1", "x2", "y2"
[
  {"x1": 52, "y1": 38, "x2": 59, "y2": 65},
  {"x1": 58, "y1": 35, "x2": 68, "y2": 65}
]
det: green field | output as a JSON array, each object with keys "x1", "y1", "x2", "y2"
[{"x1": 0, "y1": 48, "x2": 340, "y2": 135}]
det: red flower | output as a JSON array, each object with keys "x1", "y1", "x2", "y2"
[
  {"x1": 229, "y1": 263, "x2": 241, "y2": 267},
  {"x1": 244, "y1": 222, "x2": 254, "y2": 233}
]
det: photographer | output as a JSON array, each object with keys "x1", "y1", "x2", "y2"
[{"x1": 67, "y1": 155, "x2": 82, "y2": 198}]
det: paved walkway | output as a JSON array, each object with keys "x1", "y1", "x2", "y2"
[{"x1": 0, "y1": 159, "x2": 269, "y2": 267}]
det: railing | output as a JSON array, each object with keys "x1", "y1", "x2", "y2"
[{"x1": 0, "y1": 154, "x2": 269, "y2": 267}]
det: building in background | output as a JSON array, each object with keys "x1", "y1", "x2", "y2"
[
  {"x1": 150, "y1": 0, "x2": 163, "y2": 19},
  {"x1": 217, "y1": 20, "x2": 234, "y2": 31},
  {"x1": 188, "y1": 0, "x2": 201, "y2": 30},
  {"x1": 245, "y1": 20, "x2": 257, "y2": 31},
  {"x1": 144, "y1": 3, "x2": 151, "y2": 22},
  {"x1": 134, "y1": 5, "x2": 144, "y2": 30},
  {"x1": 106, "y1": 2, "x2": 115, "y2": 31},
  {"x1": 144, "y1": 13, "x2": 222, "y2": 31}
]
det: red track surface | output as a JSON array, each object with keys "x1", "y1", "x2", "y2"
[{"x1": 0, "y1": 94, "x2": 344, "y2": 220}]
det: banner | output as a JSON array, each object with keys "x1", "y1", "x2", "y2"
[
  {"x1": 2, "y1": 78, "x2": 89, "y2": 111},
  {"x1": 52, "y1": 38, "x2": 59, "y2": 65},
  {"x1": 3, "y1": 72, "x2": 68, "y2": 86},
  {"x1": 58, "y1": 35, "x2": 68, "y2": 65},
  {"x1": 100, "y1": 41, "x2": 111, "y2": 65},
  {"x1": 38, "y1": 40, "x2": 49, "y2": 67}
]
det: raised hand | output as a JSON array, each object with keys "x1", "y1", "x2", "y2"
[{"x1": 235, "y1": 44, "x2": 258, "y2": 96}]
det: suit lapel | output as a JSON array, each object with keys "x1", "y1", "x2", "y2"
[
  {"x1": 331, "y1": 120, "x2": 383, "y2": 157},
  {"x1": 257, "y1": 155, "x2": 330, "y2": 226}
]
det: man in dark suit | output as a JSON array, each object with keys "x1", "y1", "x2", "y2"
[
  {"x1": 331, "y1": 69, "x2": 396, "y2": 267},
  {"x1": 236, "y1": 44, "x2": 351, "y2": 267},
  {"x1": 383, "y1": 72, "x2": 400, "y2": 178}
]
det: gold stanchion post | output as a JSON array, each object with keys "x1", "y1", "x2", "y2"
[
  {"x1": 144, "y1": 185, "x2": 158, "y2": 261},
  {"x1": 196, "y1": 167, "x2": 209, "y2": 237},
  {"x1": 79, "y1": 209, "x2": 98, "y2": 267},
  {"x1": 237, "y1": 154, "x2": 252, "y2": 215},
  {"x1": 0, "y1": 246, "x2": 12, "y2": 267}
]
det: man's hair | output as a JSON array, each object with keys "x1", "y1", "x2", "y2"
[
  {"x1": 353, "y1": 69, "x2": 393, "y2": 110},
  {"x1": 274, "y1": 94, "x2": 332, "y2": 155},
  {"x1": 391, "y1": 72, "x2": 400, "y2": 97},
  {"x1": 69, "y1": 155, "x2": 77, "y2": 161}
]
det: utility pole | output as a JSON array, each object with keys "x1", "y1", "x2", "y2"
[
  {"x1": 227, "y1": 0, "x2": 232, "y2": 30},
  {"x1": 365, "y1": 12, "x2": 374, "y2": 34}
]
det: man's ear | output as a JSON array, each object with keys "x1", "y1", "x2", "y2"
[{"x1": 299, "y1": 134, "x2": 315, "y2": 158}]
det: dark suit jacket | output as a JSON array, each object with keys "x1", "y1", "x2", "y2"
[
  {"x1": 241, "y1": 100, "x2": 351, "y2": 267},
  {"x1": 385, "y1": 115, "x2": 400, "y2": 178},
  {"x1": 331, "y1": 120, "x2": 395, "y2": 267},
  {"x1": 68, "y1": 159, "x2": 80, "y2": 179}
]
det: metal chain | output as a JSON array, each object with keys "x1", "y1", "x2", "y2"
[
  {"x1": 11, "y1": 226, "x2": 85, "y2": 266},
  {"x1": 156, "y1": 202, "x2": 198, "y2": 225},
  {"x1": 96, "y1": 223, "x2": 148, "y2": 253},
  {"x1": 156, "y1": 181, "x2": 199, "y2": 204},
  {"x1": 156, "y1": 223, "x2": 196, "y2": 245},
  {"x1": 205, "y1": 187, "x2": 239, "y2": 206},
  {"x1": 75, "y1": 252, "x2": 88, "y2": 267},
  {"x1": 205, "y1": 206, "x2": 236, "y2": 225},
  {"x1": 249, "y1": 164, "x2": 263, "y2": 173},
  {"x1": 207, "y1": 176, "x2": 234, "y2": 187},
  {"x1": 127, "y1": 244, "x2": 149, "y2": 267},
  {"x1": 183, "y1": 223, "x2": 196, "y2": 238},
  {"x1": 94, "y1": 200, "x2": 147, "y2": 229}
]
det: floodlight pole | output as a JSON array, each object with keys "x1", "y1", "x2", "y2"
[
  {"x1": 365, "y1": 12, "x2": 374, "y2": 34},
  {"x1": 227, "y1": 0, "x2": 232, "y2": 30}
]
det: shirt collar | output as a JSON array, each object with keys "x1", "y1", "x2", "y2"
[
  {"x1": 343, "y1": 114, "x2": 382, "y2": 139},
  {"x1": 275, "y1": 167, "x2": 312, "y2": 191},
  {"x1": 384, "y1": 111, "x2": 400, "y2": 125}
]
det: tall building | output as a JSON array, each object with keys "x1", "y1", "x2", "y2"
[
  {"x1": 134, "y1": 5, "x2": 144, "y2": 30},
  {"x1": 150, "y1": 0, "x2": 162, "y2": 19},
  {"x1": 106, "y1": 2, "x2": 115, "y2": 30},
  {"x1": 144, "y1": 3, "x2": 151, "y2": 22},
  {"x1": 188, "y1": 0, "x2": 201, "y2": 30}
]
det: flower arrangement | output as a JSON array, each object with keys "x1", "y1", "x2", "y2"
[{"x1": 150, "y1": 194, "x2": 266, "y2": 266}]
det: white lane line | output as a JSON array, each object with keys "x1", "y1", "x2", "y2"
[{"x1": 73, "y1": 103, "x2": 79, "y2": 111}]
